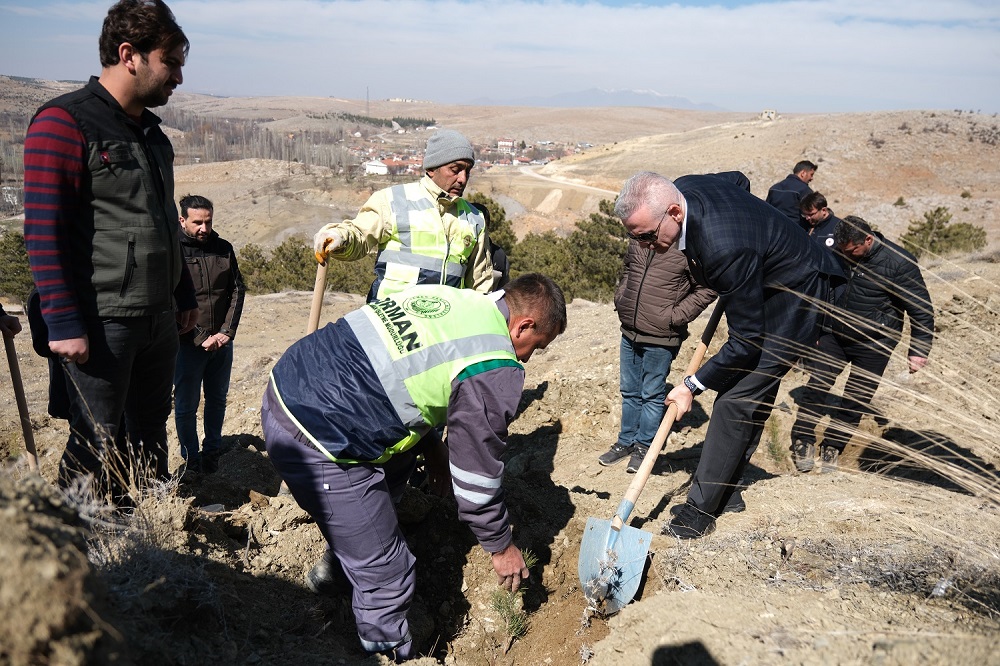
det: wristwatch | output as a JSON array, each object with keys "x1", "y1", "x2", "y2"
[{"x1": 683, "y1": 375, "x2": 703, "y2": 396}]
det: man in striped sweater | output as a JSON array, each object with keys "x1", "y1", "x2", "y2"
[{"x1": 23, "y1": 0, "x2": 197, "y2": 502}]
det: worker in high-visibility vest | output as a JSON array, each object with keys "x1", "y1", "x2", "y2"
[
  {"x1": 263, "y1": 274, "x2": 566, "y2": 660},
  {"x1": 313, "y1": 129, "x2": 496, "y2": 301}
]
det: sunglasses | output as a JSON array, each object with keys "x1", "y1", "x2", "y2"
[{"x1": 626, "y1": 209, "x2": 667, "y2": 243}]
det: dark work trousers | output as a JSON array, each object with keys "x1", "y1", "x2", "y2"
[
  {"x1": 262, "y1": 385, "x2": 416, "y2": 660},
  {"x1": 790, "y1": 332, "x2": 894, "y2": 451},
  {"x1": 687, "y1": 276, "x2": 828, "y2": 515},
  {"x1": 59, "y1": 311, "x2": 178, "y2": 501}
]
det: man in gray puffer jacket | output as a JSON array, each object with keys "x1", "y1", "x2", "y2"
[{"x1": 599, "y1": 241, "x2": 716, "y2": 472}]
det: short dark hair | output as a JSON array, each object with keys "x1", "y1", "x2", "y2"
[
  {"x1": 793, "y1": 160, "x2": 818, "y2": 174},
  {"x1": 99, "y1": 0, "x2": 189, "y2": 67},
  {"x1": 179, "y1": 194, "x2": 213, "y2": 218},
  {"x1": 834, "y1": 215, "x2": 873, "y2": 246},
  {"x1": 504, "y1": 273, "x2": 567, "y2": 337},
  {"x1": 800, "y1": 191, "x2": 828, "y2": 212}
]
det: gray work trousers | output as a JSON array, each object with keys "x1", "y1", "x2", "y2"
[{"x1": 262, "y1": 385, "x2": 416, "y2": 659}]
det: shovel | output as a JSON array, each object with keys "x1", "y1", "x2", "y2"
[
  {"x1": 578, "y1": 303, "x2": 723, "y2": 614},
  {"x1": 4, "y1": 330, "x2": 39, "y2": 472},
  {"x1": 274, "y1": 258, "x2": 328, "y2": 497},
  {"x1": 307, "y1": 260, "x2": 328, "y2": 335}
]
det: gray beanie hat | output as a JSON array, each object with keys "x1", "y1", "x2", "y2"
[{"x1": 423, "y1": 129, "x2": 475, "y2": 170}]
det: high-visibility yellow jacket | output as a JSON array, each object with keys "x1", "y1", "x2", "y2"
[
  {"x1": 320, "y1": 175, "x2": 493, "y2": 300},
  {"x1": 269, "y1": 285, "x2": 520, "y2": 464}
]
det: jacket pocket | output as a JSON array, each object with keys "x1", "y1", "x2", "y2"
[{"x1": 119, "y1": 233, "x2": 137, "y2": 297}]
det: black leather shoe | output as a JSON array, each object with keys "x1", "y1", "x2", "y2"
[
  {"x1": 721, "y1": 488, "x2": 746, "y2": 514},
  {"x1": 663, "y1": 502, "x2": 716, "y2": 539}
]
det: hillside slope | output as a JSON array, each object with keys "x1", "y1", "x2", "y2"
[
  {"x1": 539, "y1": 110, "x2": 1000, "y2": 244},
  {"x1": 1, "y1": 258, "x2": 998, "y2": 665}
]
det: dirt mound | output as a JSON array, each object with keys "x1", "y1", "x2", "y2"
[{"x1": 0, "y1": 474, "x2": 124, "y2": 665}]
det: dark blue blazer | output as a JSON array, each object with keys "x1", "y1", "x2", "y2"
[
  {"x1": 765, "y1": 173, "x2": 812, "y2": 223},
  {"x1": 677, "y1": 172, "x2": 844, "y2": 390}
]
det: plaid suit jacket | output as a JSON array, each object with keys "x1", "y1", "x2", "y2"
[{"x1": 677, "y1": 172, "x2": 844, "y2": 390}]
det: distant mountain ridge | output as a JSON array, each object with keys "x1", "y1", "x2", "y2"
[{"x1": 471, "y1": 87, "x2": 726, "y2": 111}]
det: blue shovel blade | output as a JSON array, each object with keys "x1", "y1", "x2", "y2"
[{"x1": 578, "y1": 516, "x2": 651, "y2": 615}]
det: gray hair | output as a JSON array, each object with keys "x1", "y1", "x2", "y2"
[{"x1": 614, "y1": 171, "x2": 681, "y2": 220}]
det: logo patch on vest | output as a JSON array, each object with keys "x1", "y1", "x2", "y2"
[
  {"x1": 402, "y1": 295, "x2": 451, "y2": 319},
  {"x1": 463, "y1": 235, "x2": 474, "y2": 249}
]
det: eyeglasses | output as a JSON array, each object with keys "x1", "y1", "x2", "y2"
[{"x1": 627, "y1": 209, "x2": 667, "y2": 243}]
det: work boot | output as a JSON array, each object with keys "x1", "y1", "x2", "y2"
[
  {"x1": 598, "y1": 442, "x2": 632, "y2": 466},
  {"x1": 792, "y1": 439, "x2": 816, "y2": 473},
  {"x1": 663, "y1": 502, "x2": 716, "y2": 540},
  {"x1": 202, "y1": 450, "x2": 221, "y2": 474},
  {"x1": 180, "y1": 455, "x2": 201, "y2": 481},
  {"x1": 625, "y1": 444, "x2": 649, "y2": 474},
  {"x1": 820, "y1": 446, "x2": 840, "y2": 473},
  {"x1": 305, "y1": 551, "x2": 351, "y2": 596}
]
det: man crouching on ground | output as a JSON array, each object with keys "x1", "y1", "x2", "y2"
[{"x1": 261, "y1": 273, "x2": 567, "y2": 661}]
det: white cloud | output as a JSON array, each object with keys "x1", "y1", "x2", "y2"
[{"x1": 2, "y1": 0, "x2": 998, "y2": 112}]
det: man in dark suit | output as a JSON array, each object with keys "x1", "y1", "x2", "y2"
[
  {"x1": 766, "y1": 160, "x2": 817, "y2": 224},
  {"x1": 614, "y1": 171, "x2": 843, "y2": 538}
]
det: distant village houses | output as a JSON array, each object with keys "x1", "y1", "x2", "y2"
[
  {"x1": 496, "y1": 138, "x2": 516, "y2": 155},
  {"x1": 364, "y1": 160, "x2": 388, "y2": 176}
]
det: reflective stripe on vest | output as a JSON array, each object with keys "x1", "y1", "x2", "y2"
[
  {"x1": 371, "y1": 182, "x2": 486, "y2": 299},
  {"x1": 339, "y1": 287, "x2": 519, "y2": 462},
  {"x1": 346, "y1": 289, "x2": 515, "y2": 429}
]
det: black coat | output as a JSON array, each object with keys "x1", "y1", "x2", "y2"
[
  {"x1": 765, "y1": 173, "x2": 813, "y2": 224},
  {"x1": 677, "y1": 172, "x2": 844, "y2": 390},
  {"x1": 799, "y1": 211, "x2": 841, "y2": 252},
  {"x1": 833, "y1": 233, "x2": 934, "y2": 358}
]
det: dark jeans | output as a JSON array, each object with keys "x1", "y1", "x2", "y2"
[
  {"x1": 791, "y1": 332, "x2": 894, "y2": 451},
  {"x1": 618, "y1": 335, "x2": 677, "y2": 449},
  {"x1": 173, "y1": 342, "x2": 233, "y2": 461},
  {"x1": 59, "y1": 311, "x2": 178, "y2": 500}
]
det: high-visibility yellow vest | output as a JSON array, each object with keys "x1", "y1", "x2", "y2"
[
  {"x1": 287, "y1": 286, "x2": 520, "y2": 464},
  {"x1": 372, "y1": 182, "x2": 486, "y2": 299}
]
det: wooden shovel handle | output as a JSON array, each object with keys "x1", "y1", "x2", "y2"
[
  {"x1": 611, "y1": 302, "x2": 723, "y2": 529},
  {"x1": 306, "y1": 262, "x2": 328, "y2": 335},
  {"x1": 3, "y1": 331, "x2": 38, "y2": 471}
]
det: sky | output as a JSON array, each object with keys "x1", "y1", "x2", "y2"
[{"x1": 1, "y1": 0, "x2": 998, "y2": 113}]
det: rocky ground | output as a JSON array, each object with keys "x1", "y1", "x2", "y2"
[
  {"x1": 2, "y1": 77, "x2": 999, "y2": 664},
  {"x1": 2, "y1": 257, "x2": 1000, "y2": 665}
]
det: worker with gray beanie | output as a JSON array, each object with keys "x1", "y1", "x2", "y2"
[
  {"x1": 313, "y1": 128, "x2": 494, "y2": 301},
  {"x1": 306, "y1": 128, "x2": 498, "y2": 607}
]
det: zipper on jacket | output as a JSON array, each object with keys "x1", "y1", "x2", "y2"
[{"x1": 630, "y1": 248, "x2": 656, "y2": 331}]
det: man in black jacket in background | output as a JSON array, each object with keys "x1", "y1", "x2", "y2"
[
  {"x1": 790, "y1": 215, "x2": 933, "y2": 473},
  {"x1": 766, "y1": 160, "x2": 817, "y2": 224},
  {"x1": 174, "y1": 194, "x2": 246, "y2": 474}
]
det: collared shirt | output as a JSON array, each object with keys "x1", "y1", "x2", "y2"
[{"x1": 677, "y1": 200, "x2": 689, "y2": 252}]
